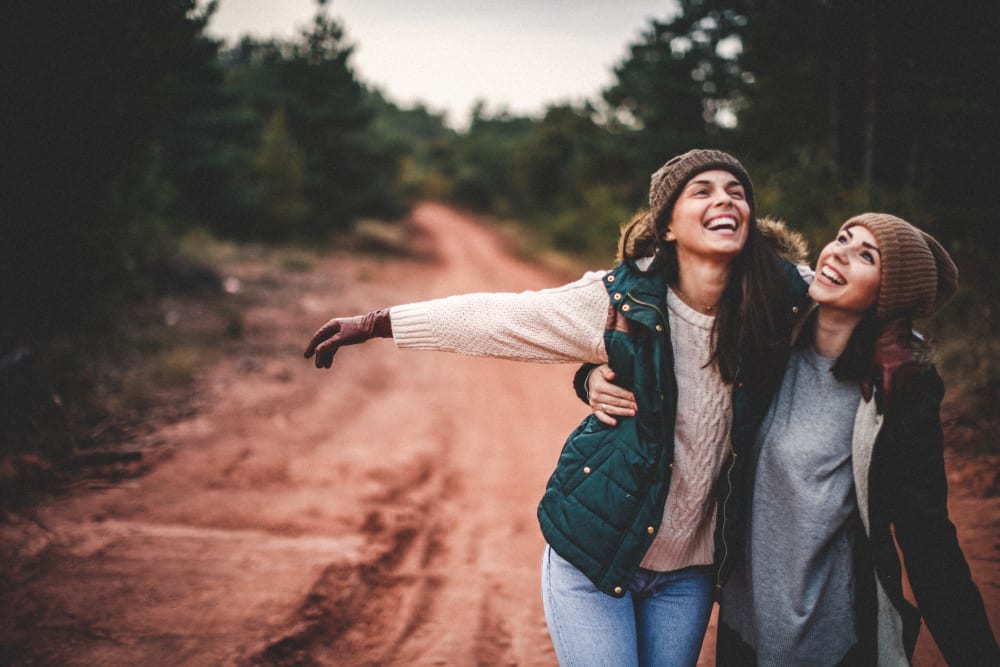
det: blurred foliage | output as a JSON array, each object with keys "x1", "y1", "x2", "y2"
[
  {"x1": 451, "y1": 103, "x2": 537, "y2": 212},
  {"x1": 6, "y1": 1, "x2": 221, "y2": 348},
  {"x1": 254, "y1": 107, "x2": 310, "y2": 239},
  {"x1": 365, "y1": 92, "x2": 457, "y2": 202},
  {"x1": 3, "y1": 0, "x2": 998, "y2": 443},
  {"x1": 4, "y1": 0, "x2": 401, "y2": 347},
  {"x1": 601, "y1": 1, "x2": 747, "y2": 187}
]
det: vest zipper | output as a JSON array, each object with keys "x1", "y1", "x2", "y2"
[
  {"x1": 715, "y1": 448, "x2": 737, "y2": 596},
  {"x1": 626, "y1": 291, "x2": 672, "y2": 459},
  {"x1": 625, "y1": 293, "x2": 668, "y2": 328}
]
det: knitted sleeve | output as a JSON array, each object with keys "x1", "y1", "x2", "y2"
[{"x1": 389, "y1": 271, "x2": 610, "y2": 363}]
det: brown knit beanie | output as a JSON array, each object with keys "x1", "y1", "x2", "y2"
[
  {"x1": 839, "y1": 213, "x2": 958, "y2": 320},
  {"x1": 649, "y1": 149, "x2": 755, "y2": 226}
]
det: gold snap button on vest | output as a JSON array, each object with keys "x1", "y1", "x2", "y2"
[
  {"x1": 655, "y1": 324, "x2": 663, "y2": 331},
  {"x1": 614, "y1": 586, "x2": 623, "y2": 595},
  {"x1": 607, "y1": 275, "x2": 615, "y2": 282},
  {"x1": 792, "y1": 306, "x2": 800, "y2": 314},
  {"x1": 613, "y1": 292, "x2": 622, "y2": 301},
  {"x1": 622, "y1": 304, "x2": 631, "y2": 312},
  {"x1": 583, "y1": 466, "x2": 592, "y2": 474},
  {"x1": 647, "y1": 526, "x2": 655, "y2": 534}
]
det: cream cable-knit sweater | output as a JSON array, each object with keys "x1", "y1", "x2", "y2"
[
  {"x1": 641, "y1": 290, "x2": 730, "y2": 571},
  {"x1": 389, "y1": 271, "x2": 731, "y2": 573}
]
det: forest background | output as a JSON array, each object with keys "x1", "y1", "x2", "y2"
[{"x1": 3, "y1": 0, "x2": 998, "y2": 480}]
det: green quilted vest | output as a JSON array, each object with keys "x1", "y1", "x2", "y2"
[{"x1": 537, "y1": 259, "x2": 809, "y2": 597}]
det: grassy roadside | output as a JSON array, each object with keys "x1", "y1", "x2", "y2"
[{"x1": 0, "y1": 223, "x2": 416, "y2": 511}]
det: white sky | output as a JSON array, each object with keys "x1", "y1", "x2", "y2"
[{"x1": 207, "y1": 0, "x2": 676, "y2": 128}]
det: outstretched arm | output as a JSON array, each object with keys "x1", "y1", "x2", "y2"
[
  {"x1": 304, "y1": 308, "x2": 392, "y2": 369},
  {"x1": 304, "y1": 271, "x2": 612, "y2": 369}
]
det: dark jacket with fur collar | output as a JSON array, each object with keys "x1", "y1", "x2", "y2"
[
  {"x1": 715, "y1": 309, "x2": 999, "y2": 664},
  {"x1": 848, "y1": 334, "x2": 999, "y2": 665}
]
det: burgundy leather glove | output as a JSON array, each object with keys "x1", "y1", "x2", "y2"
[
  {"x1": 861, "y1": 318, "x2": 921, "y2": 412},
  {"x1": 303, "y1": 308, "x2": 393, "y2": 369}
]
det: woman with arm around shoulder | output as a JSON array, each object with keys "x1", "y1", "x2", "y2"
[
  {"x1": 589, "y1": 213, "x2": 1000, "y2": 665},
  {"x1": 304, "y1": 149, "x2": 809, "y2": 666}
]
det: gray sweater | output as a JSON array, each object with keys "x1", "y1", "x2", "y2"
[{"x1": 720, "y1": 344, "x2": 861, "y2": 666}]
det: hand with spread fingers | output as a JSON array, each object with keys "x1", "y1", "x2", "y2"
[
  {"x1": 586, "y1": 364, "x2": 637, "y2": 426},
  {"x1": 304, "y1": 308, "x2": 393, "y2": 368}
]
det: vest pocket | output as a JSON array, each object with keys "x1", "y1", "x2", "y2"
[
  {"x1": 552, "y1": 416, "x2": 650, "y2": 528},
  {"x1": 550, "y1": 415, "x2": 616, "y2": 492}
]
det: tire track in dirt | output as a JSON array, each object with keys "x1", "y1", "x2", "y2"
[
  {"x1": 0, "y1": 202, "x2": 582, "y2": 666},
  {"x1": 247, "y1": 420, "x2": 459, "y2": 665},
  {"x1": 254, "y1": 204, "x2": 583, "y2": 666}
]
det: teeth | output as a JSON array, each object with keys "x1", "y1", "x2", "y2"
[
  {"x1": 821, "y1": 266, "x2": 845, "y2": 285},
  {"x1": 706, "y1": 217, "x2": 737, "y2": 231}
]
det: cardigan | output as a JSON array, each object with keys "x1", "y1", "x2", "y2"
[{"x1": 851, "y1": 361, "x2": 999, "y2": 664}]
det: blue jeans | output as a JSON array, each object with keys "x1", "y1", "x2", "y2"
[{"x1": 541, "y1": 544, "x2": 714, "y2": 667}]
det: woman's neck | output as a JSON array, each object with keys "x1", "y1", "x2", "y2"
[
  {"x1": 813, "y1": 307, "x2": 863, "y2": 358},
  {"x1": 673, "y1": 256, "x2": 730, "y2": 314}
]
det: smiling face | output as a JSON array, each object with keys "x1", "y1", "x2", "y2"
[
  {"x1": 665, "y1": 169, "x2": 751, "y2": 261},
  {"x1": 809, "y1": 224, "x2": 882, "y2": 318}
]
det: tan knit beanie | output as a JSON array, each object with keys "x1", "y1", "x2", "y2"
[
  {"x1": 840, "y1": 213, "x2": 958, "y2": 320},
  {"x1": 649, "y1": 149, "x2": 755, "y2": 225}
]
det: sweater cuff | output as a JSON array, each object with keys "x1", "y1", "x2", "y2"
[
  {"x1": 389, "y1": 303, "x2": 439, "y2": 349},
  {"x1": 573, "y1": 363, "x2": 598, "y2": 405}
]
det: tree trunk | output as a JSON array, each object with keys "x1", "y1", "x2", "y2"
[{"x1": 862, "y1": 12, "x2": 878, "y2": 190}]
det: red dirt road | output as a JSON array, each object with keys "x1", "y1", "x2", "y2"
[{"x1": 1, "y1": 203, "x2": 997, "y2": 665}]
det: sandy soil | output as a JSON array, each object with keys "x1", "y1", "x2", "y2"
[{"x1": 1, "y1": 203, "x2": 997, "y2": 666}]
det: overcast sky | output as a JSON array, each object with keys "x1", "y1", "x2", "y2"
[{"x1": 207, "y1": 0, "x2": 676, "y2": 127}]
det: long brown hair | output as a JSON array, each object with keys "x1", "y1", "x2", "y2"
[
  {"x1": 618, "y1": 205, "x2": 794, "y2": 394},
  {"x1": 793, "y1": 308, "x2": 879, "y2": 383}
]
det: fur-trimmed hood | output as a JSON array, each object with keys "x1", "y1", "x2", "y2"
[{"x1": 757, "y1": 216, "x2": 809, "y2": 265}]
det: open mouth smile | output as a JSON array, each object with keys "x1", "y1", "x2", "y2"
[
  {"x1": 820, "y1": 264, "x2": 846, "y2": 285},
  {"x1": 705, "y1": 216, "x2": 738, "y2": 232}
]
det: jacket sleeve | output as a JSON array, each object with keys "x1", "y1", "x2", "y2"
[
  {"x1": 881, "y1": 367, "x2": 1000, "y2": 664},
  {"x1": 573, "y1": 363, "x2": 599, "y2": 404},
  {"x1": 389, "y1": 271, "x2": 609, "y2": 364}
]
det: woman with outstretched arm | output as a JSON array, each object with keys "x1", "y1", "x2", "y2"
[{"x1": 304, "y1": 150, "x2": 811, "y2": 666}]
